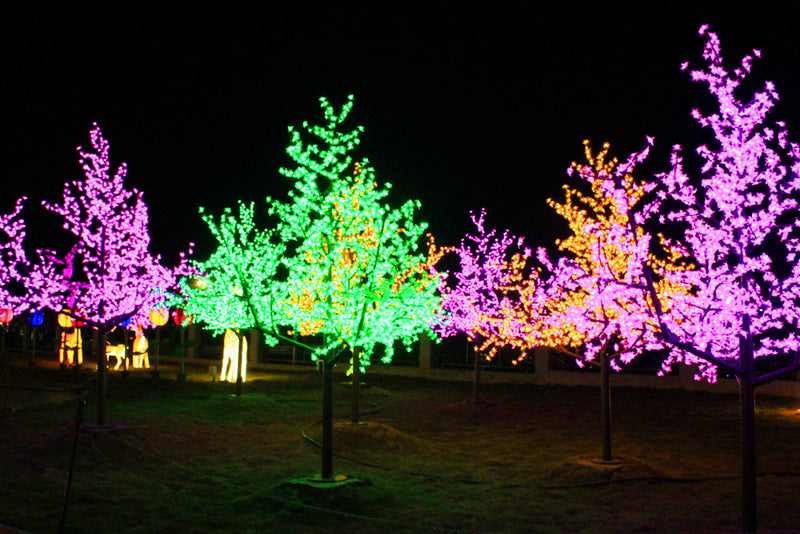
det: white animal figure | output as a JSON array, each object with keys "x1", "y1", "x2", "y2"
[{"x1": 106, "y1": 343, "x2": 126, "y2": 370}]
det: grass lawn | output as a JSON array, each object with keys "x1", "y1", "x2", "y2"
[{"x1": 1, "y1": 357, "x2": 799, "y2": 533}]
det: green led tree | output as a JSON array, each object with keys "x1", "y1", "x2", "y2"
[
  {"x1": 270, "y1": 96, "x2": 442, "y2": 481},
  {"x1": 179, "y1": 201, "x2": 291, "y2": 394},
  {"x1": 183, "y1": 96, "x2": 441, "y2": 482}
]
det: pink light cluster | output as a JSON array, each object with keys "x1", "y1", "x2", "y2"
[
  {"x1": 649, "y1": 26, "x2": 800, "y2": 381},
  {"x1": 434, "y1": 208, "x2": 532, "y2": 360},
  {"x1": 530, "y1": 138, "x2": 684, "y2": 369},
  {"x1": 0, "y1": 197, "x2": 30, "y2": 315},
  {"x1": 25, "y1": 123, "x2": 194, "y2": 331}
]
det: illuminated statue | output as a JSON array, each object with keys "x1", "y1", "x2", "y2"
[
  {"x1": 131, "y1": 327, "x2": 149, "y2": 368},
  {"x1": 57, "y1": 311, "x2": 83, "y2": 366},
  {"x1": 106, "y1": 342, "x2": 126, "y2": 370},
  {"x1": 221, "y1": 328, "x2": 247, "y2": 382}
]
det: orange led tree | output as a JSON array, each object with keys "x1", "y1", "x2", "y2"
[{"x1": 512, "y1": 139, "x2": 694, "y2": 461}]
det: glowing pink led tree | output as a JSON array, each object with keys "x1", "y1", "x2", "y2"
[
  {"x1": 638, "y1": 27, "x2": 800, "y2": 532},
  {"x1": 435, "y1": 208, "x2": 532, "y2": 403},
  {"x1": 0, "y1": 197, "x2": 30, "y2": 316},
  {"x1": 26, "y1": 123, "x2": 194, "y2": 425}
]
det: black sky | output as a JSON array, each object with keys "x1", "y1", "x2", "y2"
[{"x1": 4, "y1": 5, "x2": 799, "y2": 262}]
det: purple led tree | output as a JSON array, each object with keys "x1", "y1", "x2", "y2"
[
  {"x1": 0, "y1": 197, "x2": 29, "y2": 316},
  {"x1": 638, "y1": 27, "x2": 800, "y2": 532},
  {"x1": 435, "y1": 209, "x2": 532, "y2": 404},
  {"x1": 26, "y1": 123, "x2": 194, "y2": 425},
  {"x1": 0, "y1": 197, "x2": 29, "y2": 380}
]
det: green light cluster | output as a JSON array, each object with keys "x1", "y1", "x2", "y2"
[
  {"x1": 271, "y1": 96, "x2": 441, "y2": 364},
  {"x1": 181, "y1": 201, "x2": 284, "y2": 346},
  {"x1": 183, "y1": 95, "x2": 441, "y2": 366}
]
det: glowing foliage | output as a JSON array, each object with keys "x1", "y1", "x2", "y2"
[
  {"x1": 26, "y1": 123, "x2": 194, "y2": 331},
  {"x1": 271, "y1": 96, "x2": 442, "y2": 364},
  {"x1": 181, "y1": 200, "x2": 285, "y2": 345},
  {"x1": 183, "y1": 96, "x2": 441, "y2": 369},
  {"x1": 0, "y1": 197, "x2": 29, "y2": 314},
  {"x1": 649, "y1": 26, "x2": 800, "y2": 381},
  {"x1": 434, "y1": 209, "x2": 532, "y2": 362},
  {"x1": 528, "y1": 140, "x2": 694, "y2": 369}
]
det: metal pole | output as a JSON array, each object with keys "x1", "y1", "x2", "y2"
[
  {"x1": 236, "y1": 331, "x2": 244, "y2": 397},
  {"x1": 740, "y1": 315, "x2": 757, "y2": 533},
  {"x1": 351, "y1": 348, "x2": 360, "y2": 424},
  {"x1": 601, "y1": 345, "x2": 612, "y2": 462},
  {"x1": 58, "y1": 399, "x2": 85, "y2": 534},
  {"x1": 322, "y1": 358, "x2": 334, "y2": 480}
]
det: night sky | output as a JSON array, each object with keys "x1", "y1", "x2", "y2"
[{"x1": 4, "y1": 5, "x2": 799, "y2": 265}]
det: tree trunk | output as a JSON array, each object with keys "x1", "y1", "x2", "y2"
[
  {"x1": 152, "y1": 327, "x2": 161, "y2": 376},
  {"x1": 177, "y1": 327, "x2": 187, "y2": 381},
  {"x1": 739, "y1": 315, "x2": 757, "y2": 533},
  {"x1": 95, "y1": 329, "x2": 107, "y2": 425},
  {"x1": 351, "y1": 348, "x2": 361, "y2": 424},
  {"x1": 235, "y1": 331, "x2": 244, "y2": 397},
  {"x1": 474, "y1": 350, "x2": 482, "y2": 405},
  {"x1": 740, "y1": 377, "x2": 757, "y2": 533},
  {"x1": 321, "y1": 357, "x2": 334, "y2": 480},
  {"x1": 601, "y1": 344, "x2": 612, "y2": 462},
  {"x1": 2, "y1": 325, "x2": 8, "y2": 413}
]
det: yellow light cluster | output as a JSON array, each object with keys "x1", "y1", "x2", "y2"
[{"x1": 514, "y1": 141, "x2": 694, "y2": 360}]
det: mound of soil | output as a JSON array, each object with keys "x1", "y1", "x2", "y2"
[
  {"x1": 321, "y1": 421, "x2": 438, "y2": 455},
  {"x1": 546, "y1": 455, "x2": 676, "y2": 487}
]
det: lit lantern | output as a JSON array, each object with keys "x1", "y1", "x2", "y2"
[
  {"x1": 172, "y1": 308, "x2": 193, "y2": 327},
  {"x1": 149, "y1": 308, "x2": 168, "y2": 327},
  {"x1": 221, "y1": 329, "x2": 247, "y2": 383},
  {"x1": 0, "y1": 309, "x2": 13, "y2": 324},
  {"x1": 28, "y1": 311, "x2": 44, "y2": 327}
]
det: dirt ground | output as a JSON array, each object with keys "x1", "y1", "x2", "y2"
[{"x1": 1, "y1": 357, "x2": 799, "y2": 533}]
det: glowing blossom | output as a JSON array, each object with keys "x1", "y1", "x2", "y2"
[
  {"x1": 181, "y1": 200, "x2": 285, "y2": 346},
  {"x1": 647, "y1": 27, "x2": 800, "y2": 382},
  {"x1": 267, "y1": 95, "x2": 443, "y2": 482},
  {"x1": 515, "y1": 140, "x2": 695, "y2": 370},
  {"x1": 619, "y1": 27, "x2": 800, "y2": 533},
  {"x1": 26, "y1": 123, "x2": 195, "y2": 330},
  {"x1": 0, "y1": 197, "x2": 30, "y2": 315}
]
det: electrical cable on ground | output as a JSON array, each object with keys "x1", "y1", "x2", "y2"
[
  {"x1": 97, "y1": 428, "x2": 499, "y2": 534},
  {"x1": 298, "y1": 408, "x2": 800, "y2": 490},
  {"x1": 9, "y1": 361, "x2": 94, "y2": 392}
]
